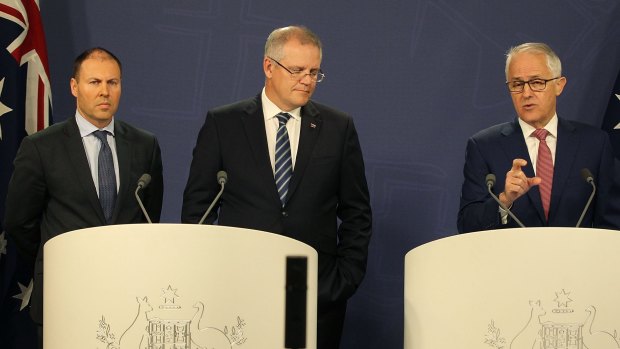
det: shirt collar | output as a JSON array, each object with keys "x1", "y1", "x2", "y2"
[
  {"x1": 75, "y1": 110, "x2": 115, "y2": 137},
  {"x1": 261, "y1": 88, "x2": 301, "y2": 121},
  {"x1": 519, "y1": 114, "x2": 558, "y2": 139}
]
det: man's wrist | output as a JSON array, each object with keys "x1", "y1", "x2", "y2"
[{"x1": 498, "y1": 192, "x2": 512, "y2": 208}]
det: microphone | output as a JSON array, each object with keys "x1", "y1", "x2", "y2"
[
  {"x1": 486, "y1": 173, "x2": 526, "y2": 228},
  {"x1": 135, "y1": 174, "x2": 152, "y2": 223},
  {"x1": 197, "y1": 171, "x2": 228, "y2": 225},
  {"x1": 576, "y1": 168, "x2": 596, "y2": 228}
]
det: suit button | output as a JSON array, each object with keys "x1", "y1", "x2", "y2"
[{"x1": 281, "y1": 210, "x2": 288, "y2": 217}]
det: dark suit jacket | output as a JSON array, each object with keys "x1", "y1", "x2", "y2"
[
  {"x1": 4, "y1": 116, "x2": 164, "y2": 324},
  {"x1": 458, "y1": 117, "x2": 620, "y2": 233},
  {"x1": 182, "y1": 95, "x2": 372, "y2": 308}
]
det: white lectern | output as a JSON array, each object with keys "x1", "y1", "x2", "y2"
[
  {"x1": 43, "y1": 224, "x2": 318, "y2": 349},
  {"x1": 404, "y1": 228, "x2": 620, "y2": 349}
]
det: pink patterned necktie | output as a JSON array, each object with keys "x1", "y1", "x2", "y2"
[{"x1": 532, "y1": 129, "x2": 553, "y2": 220}]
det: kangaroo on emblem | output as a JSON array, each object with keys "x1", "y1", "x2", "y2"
[
  {"x1": 510, "y1": 300, "x2": 545, "y2": 349},
  {"x1": 119, "y1": 296, "x2": 152, "y2": 349}
]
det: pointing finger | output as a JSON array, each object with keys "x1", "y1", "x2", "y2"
[{"x1": 511, "y1": 158, "x2": 528, "y2": 172}]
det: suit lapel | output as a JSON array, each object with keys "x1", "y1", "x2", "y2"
[
  {"x1": 241, "y1": 97, "x2": 282, "y2": 204},
  {"x1": 63, "y1": 118, "x2": 107, "y2": 224},
  {"x1": 500, "y1": 120, "x2": 546, "y2": 222},
  {"x1": 549, "y1": 118, "x2": 579, "y2": 221},
  {"x1": 287, "y1": 102, "x2": 321, "y2": 201},
  {"x1": 112, "y1": 121, "x2": 132, "y2": 223}
]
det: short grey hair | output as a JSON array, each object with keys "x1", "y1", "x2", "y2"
[
  {"x1": 505, "y1": 42, "x2": 562, "y2": 80},
  {"x1": 264, "y1": 26, "x2": 322, "y2": 61}
]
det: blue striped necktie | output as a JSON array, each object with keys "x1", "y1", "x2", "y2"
[
  {"x1": 93, "y1": 130, "x2": 117, "y2": 223},
  {"x1": 275, "y1": 112, "x2": 292, "y2": 206}
]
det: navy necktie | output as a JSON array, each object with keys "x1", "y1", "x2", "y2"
[
  {"x1": 275, "y1": 112, "x2": 292, "y2": 206},
  {"x1": 93, "y1": 130, "x2": 117, "y2": 223}
]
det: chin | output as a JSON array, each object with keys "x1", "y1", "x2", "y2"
[
  {"x1": 95, "y1": 115, "x2": 114, "y2": 123},
  {"x1": 297, "y1": 96, "x2": 311, "y2": 104},
  {"x1": 519, "y1": 111, "x2": 541, "y2": 121},
  {"x1": 520, "y1": 116, "x2": 549, "y2": 127}
]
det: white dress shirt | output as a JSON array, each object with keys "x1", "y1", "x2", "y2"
[{"x1": 261, "y1": 88, "x2": 301, "y2": 174}]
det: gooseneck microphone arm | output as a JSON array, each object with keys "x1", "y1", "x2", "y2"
[
  {"x1": 576, "y1": 168, "x2": 596, "y2": 228},
  {"x1": 486, "y1": 174, "x2": 526, "y2": 228},
  {"x1": 198, "y1": 171, "x2": 228, "y2": 225},
  {"x1": 135, "y1": 173, "x2": 153, "y2": 224}
]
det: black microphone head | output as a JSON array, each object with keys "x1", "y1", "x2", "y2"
[
  {"x1": 485, "y1": 174, "x2": 496, "y2": 188},
  {"x1": 137, "y1": 173, "x2": 152, "y2": 189},
  {"x1": 580, "y1": 168, "x2": 594, "y2": 183},
  {"x1": 217, "y1": 171, "x2": 228, "y2": 185}
]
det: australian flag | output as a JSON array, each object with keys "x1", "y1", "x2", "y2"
[
  {"x1": 1, "y1": 0, "x2": 52, "y2": 347},
  {"x1": 602, "y1": 69, "x2": 620, "y2": 162}
]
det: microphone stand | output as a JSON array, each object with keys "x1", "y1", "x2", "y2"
[{"x1": 486, "y1": 174, "x2": 526, "y2": 228}]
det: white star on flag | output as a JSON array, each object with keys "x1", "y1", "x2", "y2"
[
  {"x1": 0, "y1": 77, "x2": 15, "y2": 140},
  {"x1": 615, "y1": 94, "x2": 620, "y2": 130},
  {"x1": 12, "y1": 278, "x2": 34, "y2": 311}
]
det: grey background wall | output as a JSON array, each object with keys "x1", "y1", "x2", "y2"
[{"x1": 39, "y1": 1, "x2": 620, "y2": 347}]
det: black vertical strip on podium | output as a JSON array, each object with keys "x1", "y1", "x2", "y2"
[{"x1": 285, "y1": 256, "x2": 307, "y2": 349}]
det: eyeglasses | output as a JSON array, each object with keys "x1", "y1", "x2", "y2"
[
  {"x1": 268, "y1": 57, "x2": 325, "y2": 83},
  {"x1": 506, "y1": 77, "x2": 561, "y2": 93}
]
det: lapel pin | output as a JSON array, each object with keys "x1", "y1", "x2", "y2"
[{"x1": 310, "y1": 123, "x2": 316, "y2": 128}]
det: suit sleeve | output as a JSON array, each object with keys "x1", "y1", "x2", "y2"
[
  {"x1": 593, "y1": 134, "x2": 620, "y2": 229},
  {"x1": 457, "y1": 136, "x2": 505, "y2": 233},
  {"x1": 144, "y1": 136, "x2": 164, "y2": 223},
  {"x1": 4, "y1": 137, "x2": 46, "y2": 266},
  {"x1": 182, "y1": 112, "x2": 222, "y2": 223},
  {"x1": 325, "y1": 118, "x2": 372, "y2": 303}
]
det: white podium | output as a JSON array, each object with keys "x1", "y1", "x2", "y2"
[
  {"x1": 404, "y1": 228, "x2": 620, "y2": 349},
  {"x1": 43, "y1": 224, "x2": 318, "y2": 349}
]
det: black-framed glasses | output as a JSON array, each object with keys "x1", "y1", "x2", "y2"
[
  {"x1": 506, "y1": 77, "x2": 561, "y2": 93},
  {"x1": 268, "y1": 57, "x2": 325, "y2": 83}
]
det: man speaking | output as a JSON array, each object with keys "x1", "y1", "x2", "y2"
[{"x1": 458, "y1": 42, "x2": 619, "y2": 233}]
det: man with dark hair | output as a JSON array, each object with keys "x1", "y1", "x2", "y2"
[
  {"x1": 4, "y1": 47, "x2": 163, "y2": 342},
  {"x1": 182, "y1": 26, "x2": 372, "y2": 348},
  {"x1": 458, "y1": 42, "x2": 619, "y2": 232}
]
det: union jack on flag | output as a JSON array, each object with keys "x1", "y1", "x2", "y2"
[{"x1": 1, "y1": 0, "x2": 52, "y2": 347}]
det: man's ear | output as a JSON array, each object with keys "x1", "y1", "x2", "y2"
[
  {"x1": 70, "y1": 78, "x2": 78, "y2": 98},
  {"x1": 555, "y1": 76, "x2": 567, "y2": 96},
  {"x1": 263, "y1": 57, "x2": 274, "y2": 79}
]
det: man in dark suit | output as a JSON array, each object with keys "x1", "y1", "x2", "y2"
[
  {"x1": 182, "y1": 26, "x2": 372, "y2": 349},
  {"x1": 3, "y1": 47, "x2": 163, "y2": 335},
  {"x1": 458, "y1": 42, "x2": 619, "y2": 233}
]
